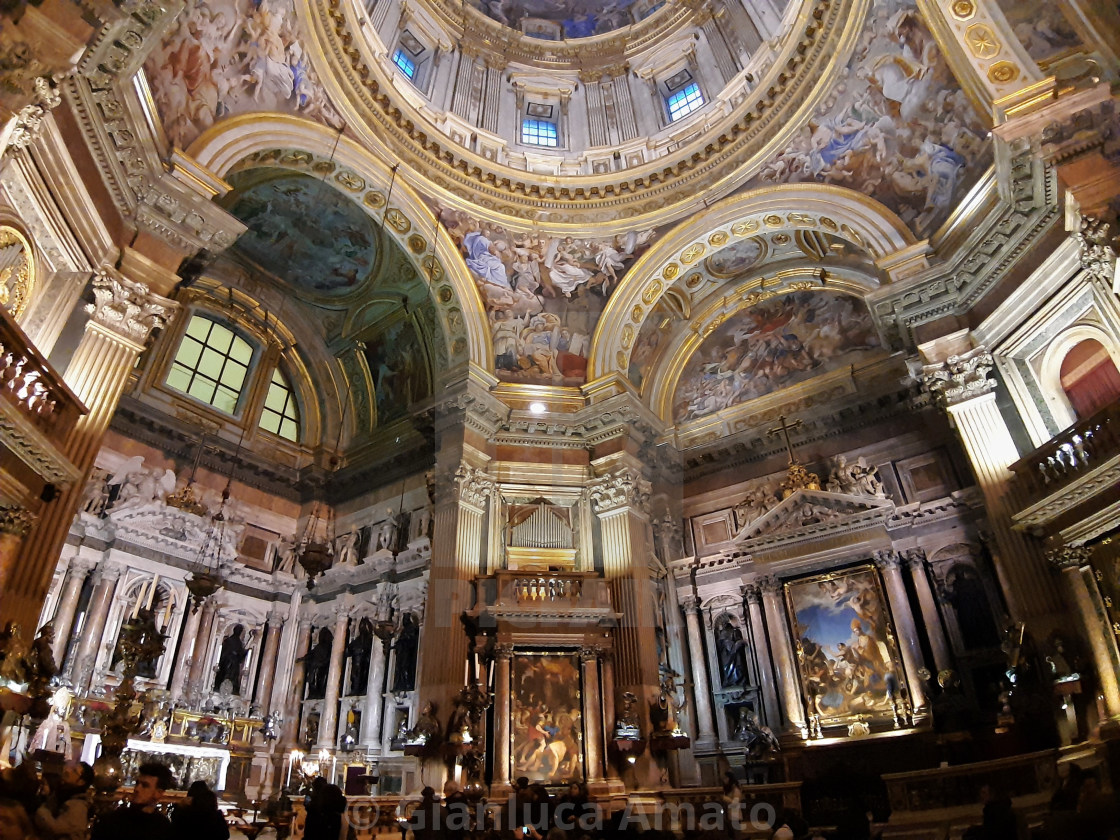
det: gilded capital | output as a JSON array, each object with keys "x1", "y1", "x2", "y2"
[
  {"x1": 921, "y1": 347, "x2": 996, "y2": 408},
  {"x1": 679, "y1": 594, "x2": 701, "y2": 613},
  {"x1": 0, "y1": 504, "x2": 34, "y2": 537},
  {"x1": 1046, "y1": 545, "x2": 1091, "y2": 570},
  {"x1": 85, "y1": 273, "x2": 176, "y2": 345}
]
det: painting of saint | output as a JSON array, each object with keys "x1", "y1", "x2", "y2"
[
  {"x1": 672, "y1": 290, "x2": 882, "y2": 423},
  {"x1": 705, "y1": 238, "x2": 765, "y2": 278},
  {"x1": 145, "y1": 0, "x2": 341, "y2": 149},
  {"x1": 786, "y1": 567, "x2": 904, "y2": 724},
  {"x1": 510, "y1": 652, "x2": 584, "y2": 783},
  {"x1": 434, "y1": 206, "x2": 659, "y2": 386},
  {"x1": 750, "y1": 0, "x2": 990, "y2": 237},
  {"x1": 224, "y1": 171, "x2": 378, "y2": 296},
  {"x1": 363, "y1": 318, "x2": 432, "y2": 425}
]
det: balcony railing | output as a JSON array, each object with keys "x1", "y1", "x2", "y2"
[
  {"x1": 0, "y1": 307, "x2": 85, "y2": 444},
  {"x1": 473, "y1": 570, "x2": 618, "y2": 627},
  {"x1": 1008, "y1": 400, "x2": 1120, "y2": 508}
]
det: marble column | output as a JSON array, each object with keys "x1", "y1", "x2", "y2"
[
  {"x1": 253, "y1": 610, "x2": 285, "y2": 716},
  {"x1": 48, "y1": 556, "x2": 93, "y2": 662},
  {"x1": 1048, "y1": 547, "x2": 1120, "y2": 721},
  {"x1": 922, "y1": 348, "x2": 1060, "y2": 620},
  {"x1": 183, "y1": 599, "x2": 220, "y2": 705},
  {"x1": 742, "y1": 584, "x2": 782, "y2": 730},
  {"x1": 168, "y1": 598, "x2": 205, "y2": 702},
  {"x1": 875, "y1": 551, "x2": 928, "y2": 711},
  {"x1": 492, "y1": 644, "x2": 513, "y2": 789},
  {"x1": 680, "y1": 595, "x2": 717, "y2": 744},
  {"x1": 3, "y1": 273, "x2": 175, "y2": 631},
  {"x1": 68, "y1": 563, "x2": 121, "y2": 693},
  {"x1": 359, "y1": 634, "x2": 388, "y2": 749},
  {"x1": 759, "y1": 575, "x2": 805, "y2": 735},
  {"x1": 580, "y1": 648, "x2": 605, "y2": 783},
  {"x1": 317, "y1": 609, "x2": 351, "y2": 749},
  {"x1": 600, "y1": 649, "x2": 621, "y2": 783},
  {"x1": 284, "y1": 621, "x2": 314, "y2": 746},
  {"x1": 904, "y1": 549, "x2": 952, "y2": 675}
]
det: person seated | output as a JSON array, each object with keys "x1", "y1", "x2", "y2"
[{"x1": 90, "y1": 761, "x2": 173, "y2": 840}]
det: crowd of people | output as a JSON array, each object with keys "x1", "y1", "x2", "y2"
[{"x1": 0, "y1": 759, "x2": 229, "y2": 840}]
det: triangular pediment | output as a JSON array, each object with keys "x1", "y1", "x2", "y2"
[{"x1": 736, "y1": 489, "x2": 894, "y2": 542}]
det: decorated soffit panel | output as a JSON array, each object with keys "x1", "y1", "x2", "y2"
[
  {"x1": 222, "y1": 169, "x2": 380, "y2": 298},
  {"x1": 991, "y1": 0, "x2": 1083, "y2": 65},
  {"x1": 144, "y1": 0, "x2": 342, "y2": 150}
]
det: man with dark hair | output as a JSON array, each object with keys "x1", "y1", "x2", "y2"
[{"x1": 91, "y1": 761, "x2": 173, "y2": 839}]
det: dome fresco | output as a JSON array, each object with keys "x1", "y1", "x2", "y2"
[
  {"x1": 469, "y1": 0, "x2": 657, "y2": 38},
  {"x1": 672, "y1": 290, "x2": 883, "y2": 423},
  {"x1": 223, "y1": 170, "x2": 379, "y2": 296}
]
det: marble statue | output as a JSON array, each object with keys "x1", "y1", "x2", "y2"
[{"x1": 213, "y1": 624, "x2": 250, "y2": 695}]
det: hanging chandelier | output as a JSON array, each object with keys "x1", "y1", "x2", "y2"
[
  {"x1": 185, "y1": 429, "x2": 246, "y2": 611},
  {"x1": 294, "y1": 496, "x2": 335, "y2": 588}
]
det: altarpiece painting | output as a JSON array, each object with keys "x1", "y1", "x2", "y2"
[
  {"x1": 511, "y1": 652, "x2": 584, "y2": 783},
  {"x1": 785, "y1": 566, "x2": 906, "y2": 728}
]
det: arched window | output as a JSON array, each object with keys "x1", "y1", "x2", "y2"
[
  {"x1": 1059, "y1": 339, "x2": 1120, "y2": 419},
  {"x1": 259, "y1": 367, "x2": 301, "y2": 442},
  {"x1": 166, "y1": 314, "x2": 255, "y2": 415}
]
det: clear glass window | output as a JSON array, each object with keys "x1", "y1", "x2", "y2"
[
  {"x1": 666, "y1": 82, "x2": 705, "y2": 122},
  {"x1": 392, "y1": 49, "x2": 417, "y2": 79},
  {"x1": 259, "y1": 368, "x2": 301, "y2": 442},
  {"x1": 521, "y1": 119, "x2": 559, "y2": 147},
  {"x1": 167, "y1": 315, "x2": 254, "y2": 415}
]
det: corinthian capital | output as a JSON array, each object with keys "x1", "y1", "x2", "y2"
[
  {"x1": 85, "y1": 273, "x2": 176, "y2": 345},
  {"x1": 921, "y1": 347, "x2": 996, "y2": 408},
  {"x1": 7, "y1": 76, "x2": 63, "y2": 151},
  {"x1": 0, "y1": 504, "x2": 34, "y2": 537},
  {"x1": 588, "y1": 466, "x2": 651, "y2": 514},
  {"x1": 1046, "y1": 544, "x2": 1091, "y2": 570},
  {"x1": 1077, "y1": 216, "x2": 1119, "y2": 289},
  {"x1": 454, "y1": 464, "x2": 494, "y2": 509}
]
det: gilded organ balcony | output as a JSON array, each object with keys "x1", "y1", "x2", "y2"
[
  {"x1": 0, "y1": 307, "x2": 86, "y2": 494},
  {"x1": 471, "y1": 570, "x2": 620, "y2": 629},
  {"x1": 1008, "y1": 400, "x2": 1120, "y2": 537}
]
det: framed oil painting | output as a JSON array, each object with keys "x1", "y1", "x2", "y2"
[
  {"x1": 785, "y1": 565, "x2": 906, "y2": 728},
  {"x1": 510, "y1": 652, "x2": 584, "y2": 783}
]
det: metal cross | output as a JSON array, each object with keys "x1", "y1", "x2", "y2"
[{"x1": 767, "y1": 414, "x2": 803, "y2": 463}]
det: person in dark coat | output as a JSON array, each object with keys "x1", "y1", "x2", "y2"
[
  {"x1": 408, "y1": 786, "x2": 441, "y2": 840},
  {"x1": 90, "y1": 762, "x2": 174, "y2": 840},
  {"x1": 171, "y1": 780, "x2": 229, "y2": 840},
  {"x1": 305, "y1": 777, "x2": 347, "y2": 840}
]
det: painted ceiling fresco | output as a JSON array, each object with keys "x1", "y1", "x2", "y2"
[
  {"x1": 145, "y1": 0, "x2": 340, "y2": 149},
  {"x1": 994, "y1": 0, "x2": 1081, "y2": 62},
  {"x1": 223, "y1": 170, "x2": 378, "y2": 295},
  {"x1": 435, "y1": 206, "x2": 661, "y2": 385},
  {"x1": 673, "y1": 290, "x2": 882, "y2": 423},
  {"x1": 470, "y1": 0, "x2": 652, "y2": 39},
  {"x1": 364, "y1": 318, "x2": 432, "y2": 425},
  {"x1": 749, "y1": 0, "x2": 991, "y2": 238}
]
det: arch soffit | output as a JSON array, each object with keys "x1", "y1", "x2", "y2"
[
  {"x1": 186, "y1": 114, "x2": 492, "y2": 375},
  {"x1": 587, "y1": 184, "x2": 916, "y2": 384}
]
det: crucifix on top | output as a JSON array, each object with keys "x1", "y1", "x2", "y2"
[{"x1": 766, "y1": 414, "x2": 820, "y2": 497}]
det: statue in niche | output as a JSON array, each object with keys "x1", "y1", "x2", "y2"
[
  {"x1": 213, "y1": 624, "x2": 250, "y2": 695},
  {"x1": 300, "y1": 627, "x2": 334, "y2": 700},
  {"x1": 335, "y1": 529, "x2": 360, "y2": 566},
  {"x1": 940, "y1": 563, "x2": 1000, "y2": 650},
  {"x1": 415, "y1": 504, "x2": 432, "y2": 542},
  {"x1": 376, "y1": 508, "x2": 399, "y2": 553},
  {"x1": 391, "y1": 612, "x2": 419, "y2": 692},
  {"x1": 716, "y1": 618, "x2": 750, "y2": 688},
  {"x1": 346, "y1": 617, "x2": 374, "y2": 695}
]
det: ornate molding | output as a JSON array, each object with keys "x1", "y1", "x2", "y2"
[
  {"x1": 91, "y1": 562, "x2": 123, "y2": 585},
  {"x1": 85, "y1": 273, "x2": 175, "y2": 345},
  {"x1": 588, "y1": 466, "x2": 651, "y2": 514},
  {"x1": 757, "y1": 574, "x2": 782, "y2": 595},
  {"x1": 1077, "y1": 216, "x2": 1119, "y2": 288},
  {"x1": 903, "y1": 547, "x2": 927, "y2": 570},
  {"x1": 454, "y1": 464, "x2": 494, "y2": 510},
  {"x1": 921, "y1": 347, "x2": 996, "y2": 408},
  {"x1": 741, "y1": 584, "x2": 761, "y2": 606}
]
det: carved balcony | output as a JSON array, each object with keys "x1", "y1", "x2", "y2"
[
  {"x1": 1008, "y1": 400, "x2": 1120, "y2": 537},
  {"x1": 0, "y1": 307, "x2": 86, "y2": 492},
  {"x1": 471, "y1": 570, "x2": 620, "y2": 630}
]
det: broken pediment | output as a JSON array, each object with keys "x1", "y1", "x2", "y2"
[{"x1": 737, "y1": 489, "x2": 894, "y2": 541}]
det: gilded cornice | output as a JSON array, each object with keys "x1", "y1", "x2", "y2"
[{"x1": 301, "y1": 0, "x2": 869, "y2": 227}]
